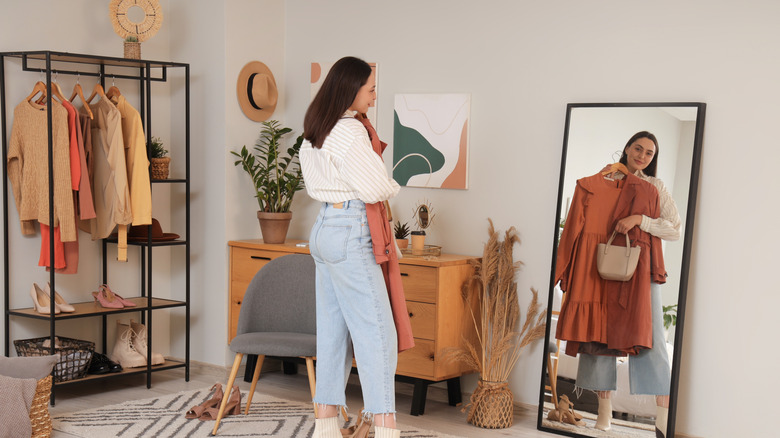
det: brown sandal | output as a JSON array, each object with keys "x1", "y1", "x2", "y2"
[
  {"x1": 348, "y1": 411, "x2": 373, "y2": 438},
  {"x1": 200, "y1": 386, "x2": 241, "y2": 421},
  {"x1": 185, "y1": 384, "x2": 223, "y2": 419}
]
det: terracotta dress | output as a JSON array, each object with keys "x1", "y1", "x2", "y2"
[{"x1": 555, "y1": 172, "x2": 666, "y2": 356}]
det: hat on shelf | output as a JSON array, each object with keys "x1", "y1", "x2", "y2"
[
  {"x1": 127, "y1": 218, "x2": 179, "y2": 242},
  {"x1": 236, "y1": 61, "x2": 278, "y2": 122}
]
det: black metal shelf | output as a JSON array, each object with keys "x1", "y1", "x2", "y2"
[{"x1": 1, "y1": 50, "x2": 191, "y2": 403}]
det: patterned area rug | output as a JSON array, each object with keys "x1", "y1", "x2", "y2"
[
  {"x1": 541, "y1": 402, "x2": 655, "y2": 438},
  {"x1": 52, "y1": 387, "x2": 466, "y2": 437}
]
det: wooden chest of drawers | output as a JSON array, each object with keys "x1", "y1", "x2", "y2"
[{"x1": 228, "y1": 239, "x2": 478, "y2": 414}]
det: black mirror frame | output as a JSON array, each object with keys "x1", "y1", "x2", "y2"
[{"x1": 537, "y1": 102, "x2": 706, "y2": 438}]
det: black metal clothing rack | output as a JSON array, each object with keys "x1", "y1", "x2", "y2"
[{"x1": 1, "y1": 50, "x2": 190, "y2": 404}]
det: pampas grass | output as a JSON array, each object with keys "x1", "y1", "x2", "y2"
[{"x1": 450, "y1": 219, "x2": 547, "y2": 383}]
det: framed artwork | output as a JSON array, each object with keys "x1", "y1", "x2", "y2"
[
  {"x1": 393, "y1": 94, "x2": 470, "y2": 189},
  {"x1": 310, "y1": 62, "x2": 378, "y2": 125}
]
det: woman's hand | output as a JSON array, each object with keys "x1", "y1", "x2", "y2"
[{"x1": 615, "y1": 215, "x2": 642, "y2": 234}]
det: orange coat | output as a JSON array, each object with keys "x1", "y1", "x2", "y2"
[
  {"x1": 555, "y1": 172, "x2": 666, "y2": 356},
  {"x1": 355, "y1": 114, "x2": 415, "y2": 353}
]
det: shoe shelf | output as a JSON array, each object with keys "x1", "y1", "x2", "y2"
[
  {"x1": 8, "y1": 298, "x2": 187, "y2": 320},
  {"x1": 1, "y1": 51, "x2": 191, "y2": 402}
]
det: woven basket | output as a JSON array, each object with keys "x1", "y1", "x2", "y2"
[
  {"x1": 151, "y1": 157, "x2": 170, "y2": 180},
  {"x1": 124, "y1": 41, "x2": 141, "y2": 59},
  {"x1": 30, "y1": 375, "x2": 52, "y2": 438},
  {"x1": 467, "y1": 380, "x2": 514, "y2": 429},
  {"x1": 14, "y1": 337, "x2": 94, "y2": 382}
]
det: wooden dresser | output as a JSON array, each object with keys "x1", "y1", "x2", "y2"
[{"x1": 228, "y1": 239, "x2": 478, "y2": 415}]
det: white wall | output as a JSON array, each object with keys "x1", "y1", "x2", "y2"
[{"x1": 2, "y1": 1, "x2": 780, "y2": 437}]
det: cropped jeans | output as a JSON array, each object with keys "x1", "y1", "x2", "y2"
[
  {"x1": 576, "y1": 281, "x2": 671, "y2": 395},
  {"x1": 309, "y1": 200, "x2": 397, "y2": 415}
]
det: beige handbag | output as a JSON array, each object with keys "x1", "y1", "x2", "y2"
[{"x1": 597, "y1": 231, "x2": 641, "y2": 281}]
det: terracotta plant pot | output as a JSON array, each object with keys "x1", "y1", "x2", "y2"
[
  {"x1": 396, "y1": 239, "x2": 409, "y2": 249},
  {"x1": 257, "y1": 211, "x2": 292, "y2": 244}
]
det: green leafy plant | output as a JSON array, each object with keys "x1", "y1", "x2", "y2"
[
  {"x1": 231, "y1": 120, "x2": 304, "y2": 213},
  {"x1": 394, "y1": 221, "x2": 410, "y2": 240},
  {"x1": 124, "y1": 36, "x2": 138, "y2": 43},
  {"x1": 149, "y1": 137, "x2": 168, "y2": 158},
  {"x1": 663, "y1": 304, "x2": 678, "y2": 330}
]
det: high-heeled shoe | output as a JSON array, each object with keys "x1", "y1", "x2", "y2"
[
  {"x1": 200, "y1": 386, "x2": 241, "y2": 421},
  {"x1": 185, "y1": 383, "x2": 223, "y2": 419},
  {"x1": 44, "y1": 282, "x2": 75, "y2": 312},
  {"x1": 92, "y1": 288, "x2": 124, "y2": 309},
  {"x1": 30, "y1": 283, "x2": 60, "y2": 314},
  {"x1": 100, "y1": 284, "x2": 136, "y2": 307}
]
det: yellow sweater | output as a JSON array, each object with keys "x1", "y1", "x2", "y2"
[
  {"x1": 111, "y1": 95, "x2": 151, "y2": 226},
  {"x1": 7, "y1": 99, "x2": 76, "y2": 242}
]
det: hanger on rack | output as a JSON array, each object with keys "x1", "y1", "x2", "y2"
[
  {"x1": 25, "y1": 81, "x2": 47, "y2": 104},
  {"x1": 106, "y1": 85, "x2": 121, "y2": 100},
  {"x1": 69, "y1": 74, "x2": 94, "y2": 119},
  {"x1": 85, "y1": 82, "x2": 107, "y2": 104}
]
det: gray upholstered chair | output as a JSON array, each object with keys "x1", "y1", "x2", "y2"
[{"x1": 211, "y1": 254, "x2": 346, "y2": 435}]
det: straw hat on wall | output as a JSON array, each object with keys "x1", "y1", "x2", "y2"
[{"x1": 236, "y1": 61, "x2": 278, "y2": 122}]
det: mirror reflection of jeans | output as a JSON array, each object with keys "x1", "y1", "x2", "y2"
[
  {"x1": 576, "y1": 282, "x2": 671, "y2": 395},
  {"x1": 309, "y1": 200, "x2": 398, "y2": 415}
]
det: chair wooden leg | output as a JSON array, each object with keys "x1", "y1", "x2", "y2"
[
  {"x1": 212, "y1": 353, "x2": 243, "y2": 436},
  {"x1": 547, "y1": 353, "x2": 559, "y2": 410},
  {"x1": 244, "y1": 354, "x2": 264, "y2": 414}
]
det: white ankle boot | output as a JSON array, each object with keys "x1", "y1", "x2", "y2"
[
  {"x1": 374, "y1": 426, "x2": 400, "y2": 438},
  {"x1": 656, "y1": 406, "x2": 668, "y2": 437},
  {"x1": 313, "y1": 416, "x2": 341, "y2": 438},
  {"x1": 596, "y1": 397, "x2": 612, "y2": 431},
  {"x1": 130, "y1": 319, "x2": 165, "y2": 365},
  {"x1": 110, "y1": 320, "x2": 147, "y2": 368}
]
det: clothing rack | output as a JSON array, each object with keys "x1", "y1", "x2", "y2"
[{"x1": 1, "y1": 50, "x2": 191, "y2": 404}]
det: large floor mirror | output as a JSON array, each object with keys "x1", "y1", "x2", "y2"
[{"x1": 538, "y1": 103, "x2": 705, "y2": 438}]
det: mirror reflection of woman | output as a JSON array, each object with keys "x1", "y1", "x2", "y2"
[{"x1": 582, "y1": 131, "x2": 681, "y2": 437}]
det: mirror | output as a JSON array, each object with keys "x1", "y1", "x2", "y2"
[{"x1": 538, "y1": 103, "x2": 705, "y2": 438}]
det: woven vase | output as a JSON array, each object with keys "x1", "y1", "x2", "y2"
[
  {"x1": 124, "y1": 41, "x2": 141, "y2": 59},
  {"x1": 467, "y1": 380, "x2": 514, "y2": 429},
  {"x1": 151, "y1": 157, "x2": 170, "y2": 180}
]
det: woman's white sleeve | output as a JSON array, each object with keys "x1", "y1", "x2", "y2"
[
  {"x1": 640, "y1": 178, "x2": 682, "y2": 241},
  {"x1": 341, "y1": 133, "x2": 400, "y2": 204}
]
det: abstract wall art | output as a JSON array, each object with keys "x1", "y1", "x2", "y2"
[{"x1": 393, "y1": 94, "x2": 470, "y2": 189}]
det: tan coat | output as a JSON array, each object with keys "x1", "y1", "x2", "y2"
[
  {"x1": 7, "y1": 99, "x2": 76, "y2": 241},
  {"x1": 111, "y1": 95, "x2": 151, "y2": 226}
]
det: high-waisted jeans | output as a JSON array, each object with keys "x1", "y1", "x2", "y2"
[
  {"x1": 576, "y1": 281, "x2": 671, "y2": 395},
  {"x1": 309, "y1": 200, "x2": 397, "y2": 415}
]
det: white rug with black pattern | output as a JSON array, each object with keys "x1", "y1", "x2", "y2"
[{"x1": 52, "y1": 386, "x2": 466, "y2": 437}]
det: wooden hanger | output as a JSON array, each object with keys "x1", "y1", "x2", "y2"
[
  {"x1": 602, "y1": 162, "x2": 631, "y2": 178},
  {"x1": 85, "y1": 82, "x2": 106, "y2": 104},
  {"x1": 69, "y1": 83, "x2": 94, "y2": 119},
  {"x1": 106, "y1": 85, "x2": 121, "y2": 100},
  {"x1": 25, "y1": 81, "x2": 47, "y2": 103}
]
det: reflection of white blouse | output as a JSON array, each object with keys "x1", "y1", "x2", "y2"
[{"x1": 636, "y1": 170, "x2": 681, "y2": 241}]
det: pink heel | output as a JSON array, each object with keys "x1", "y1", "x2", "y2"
[
  {"x1": 92, "y1": 288, "x2": 124, "y2": 309},
  {"x1": 100, "y1": 284, "x2": 136, "y2": 307}
]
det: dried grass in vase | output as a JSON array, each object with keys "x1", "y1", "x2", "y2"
[{"x1": 448, "y1": 219, "x2": 547, "y2": 428}]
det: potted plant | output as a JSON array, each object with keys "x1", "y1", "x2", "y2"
[
  {"x1": 231, "y1": 120, "x2": 304, "y2": 244},
  {"x1": 663, "y1": 303, "x2": 678, "y2": 341},
  {"x1": 149, "y1": 137, "x2": 170, "y2": 180},
  {"x1": 447, "y1": 219, "x2": 547, "y2": 429},
  {"x1": 124, "y1": 35, "x2": 140, "y2": 59},
  {"x1": 394, "y1": 220, "x2": 410, "y2": 249}
]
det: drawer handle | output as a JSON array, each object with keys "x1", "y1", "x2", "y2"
[
  {"x1": 250, "y1": 256, "x2": 272, "y2": 261},
  {"x1": 408, "y1": 312, "x2": 414, "y2": 318},
  {"x1": 400, "y1": 272, "x2": 409, "y2": 277}
]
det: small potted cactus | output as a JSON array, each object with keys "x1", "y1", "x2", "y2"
[
  {"x1": 394, "y1": 220, "x2": 410, "y2": 249},
  {"x1": 149, "y1": 137, "x2": 170, "y2": 180},
  {"x1": 124, "y1": 35, "x2": 141, "y2": 59}
]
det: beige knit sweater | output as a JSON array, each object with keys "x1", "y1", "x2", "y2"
[{"x1": 7, "y1": 99, "x2": 76, "y2": 242}]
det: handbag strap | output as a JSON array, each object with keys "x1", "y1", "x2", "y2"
[{"x1": 605, "y1": 230, "x2": 633, "y2": 257}]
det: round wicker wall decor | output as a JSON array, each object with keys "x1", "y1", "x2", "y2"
[{"x1": 109, "y1": 0, "x2": 163, "y2": 42}]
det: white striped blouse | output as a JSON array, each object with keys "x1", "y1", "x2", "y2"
[
  {"x1": 300, "y1": 114, "x2": 400, "y2": 204},
  {"x1": 636, "y1": 170, "x2": 682, "y2": 241}
]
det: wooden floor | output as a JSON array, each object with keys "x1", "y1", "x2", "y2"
[{"x1": 48, "y1": 360, "x2": 557, "y2": 437}]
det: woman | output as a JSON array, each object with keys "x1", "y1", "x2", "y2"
[
  {"x1": 300, "y1": 56, "x2": 401, "y2": 438},
  {"x1": 582, "y1": 131, "x2": 681, "y2": 437}
]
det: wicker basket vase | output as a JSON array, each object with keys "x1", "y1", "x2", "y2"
[
  {"x1": 467, "y1": 380, "x2": 514, "y2": 429},
  {"x1": 124, "y1": 41, "x2": 141, "y2": 59},
  {"x1": 30, "y1": 375, "x2": 53, "y2": 438},
  {"x1": 151, "y1": 156, "x2": 170, "y2": 180}
]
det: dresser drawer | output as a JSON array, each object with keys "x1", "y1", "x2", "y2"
[
  {"x1": 231, "y1": 247, "x2": 284, "y2": 284},
  {"x1": 397, "y1": 339, "x2": 434, "y2": 378},
  {"x1": 406, "y1": 301, "x2": 435, "y2": 340},
  {"x1": 399, "y1": 265, "x2": 437, "y2": 303}
]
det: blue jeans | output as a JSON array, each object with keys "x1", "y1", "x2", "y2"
[
  {"x1": 576, "y1": 281, "x2": 671, "y2": 395},
  {"x1": 309, "y1": 200, "x2": 398, "y2": 415}
]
